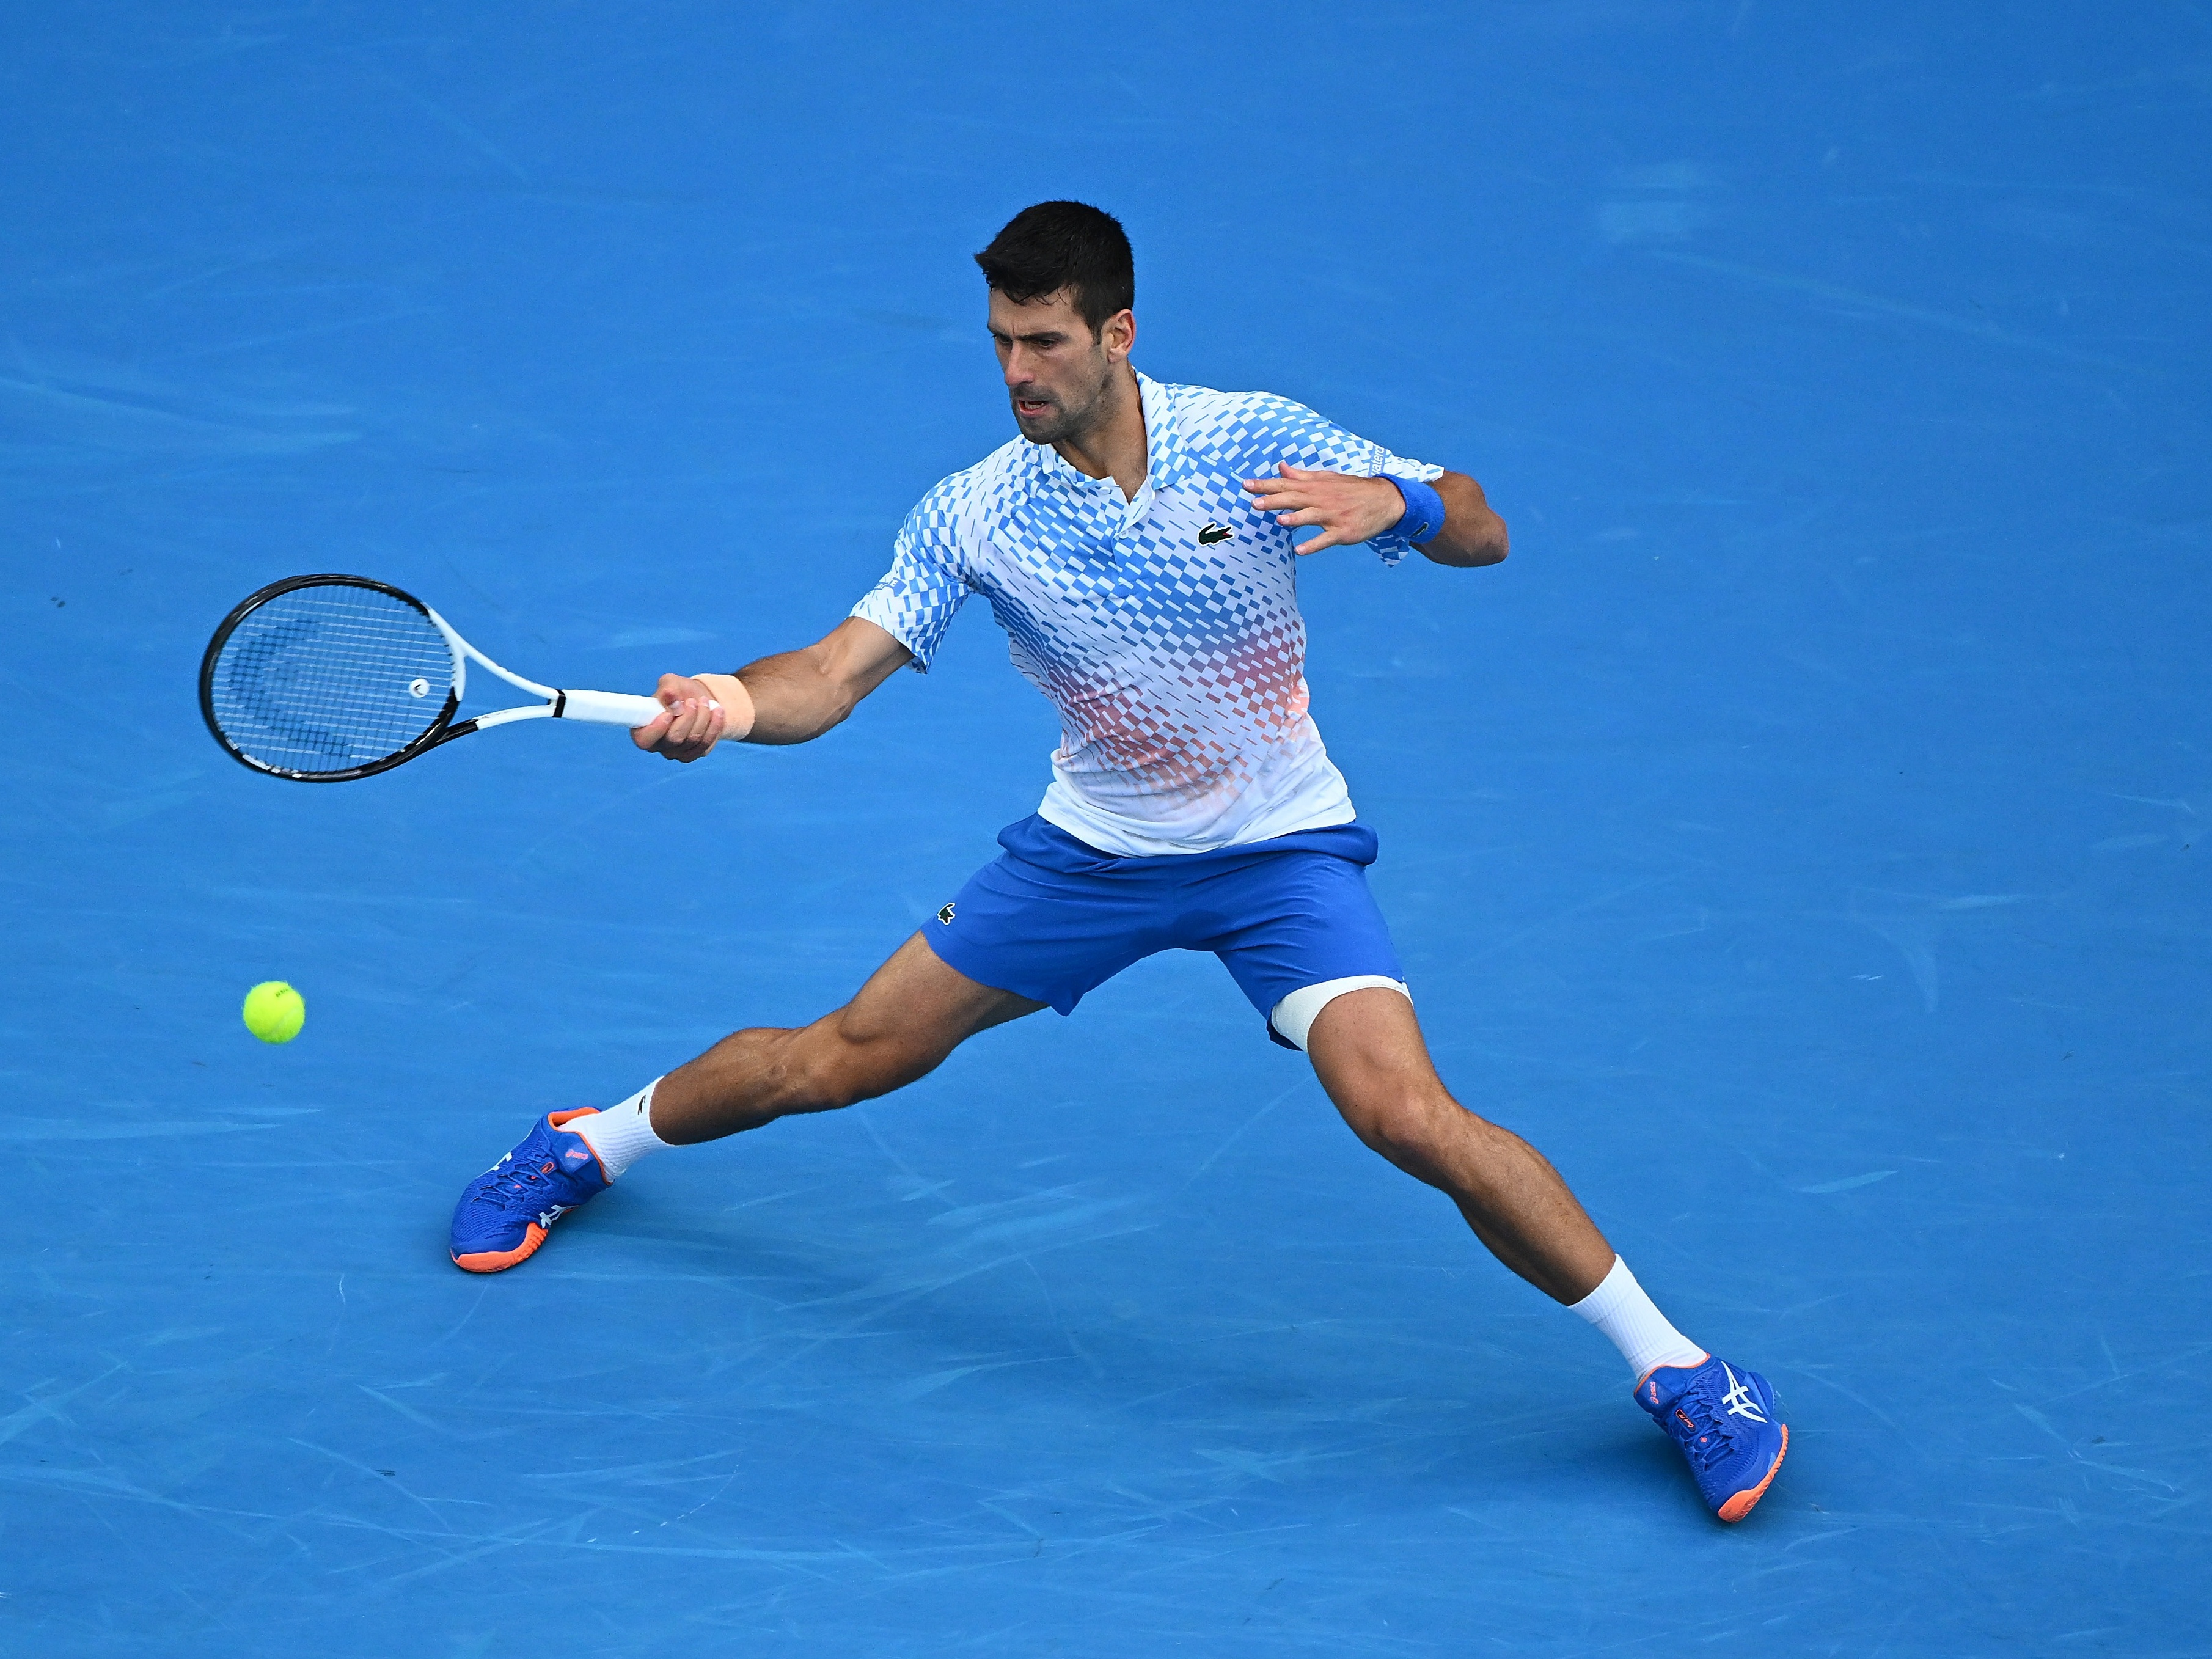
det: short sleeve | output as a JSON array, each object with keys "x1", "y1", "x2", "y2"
[
  {"x1": 1199, "y1": 392, "x2": 1446, "y2": 567},
  {"x1": 851, "y1": 484, "x2": 972, "y2": 672}
]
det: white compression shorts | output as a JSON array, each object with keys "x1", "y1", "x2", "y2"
[{"x1": 1268, "y1": 975, "x2": 1412, "y2": 1051}]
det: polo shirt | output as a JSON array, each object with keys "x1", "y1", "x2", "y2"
[{"x1": 851, "y1": 372, "x2": 1441, "y2": 855}]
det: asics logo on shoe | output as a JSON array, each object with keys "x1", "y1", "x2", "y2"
[
  {"x1": 1720, "y1": 1363, "x2": 1768, "y2": 1424},
  {"x1": 562, "y1": 1144, "x2": 592, "y2": 1165},
  {"x1": 536, "y1": 1205, "x2": 568, "y2": 1227}
]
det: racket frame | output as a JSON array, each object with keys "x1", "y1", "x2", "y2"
[{"x1": 199, "y1": 573, "x2": 668, "y2": 783}]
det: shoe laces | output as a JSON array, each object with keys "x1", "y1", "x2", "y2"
[
  {"x1": 471, "y1": 1155, "x2": 560, "y2": 1212},
  {"x1": 1666, "y1": 1380, "x2": 1757, "y2": 1471}
]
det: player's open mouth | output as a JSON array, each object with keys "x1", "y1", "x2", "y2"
[{"x1": 1015, "y1": 398, "x2": 1052, "y2": 417}]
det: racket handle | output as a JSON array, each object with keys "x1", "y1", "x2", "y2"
[{"x1": 557, "y1": 689, "x2": 667, "y2": 728}]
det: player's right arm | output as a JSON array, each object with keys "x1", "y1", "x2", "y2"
[{"x1": 633, "y1": 616, "x2": 913, "y2": 761}]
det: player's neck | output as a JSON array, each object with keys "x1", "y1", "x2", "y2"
[{"x1": 1051, "y1": 364, "x2": 1147, "y2": 501}]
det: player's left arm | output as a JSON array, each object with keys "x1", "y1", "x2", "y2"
[{"x1": 1242, "y1": 465, "x2": 1508, "y2": 568}]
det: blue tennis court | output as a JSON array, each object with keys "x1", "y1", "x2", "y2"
[{"x1": 6, "y1": 4, "x2": 2207, "y2": 1653}]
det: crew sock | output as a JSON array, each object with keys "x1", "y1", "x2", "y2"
[
  {"x1": 1570, "y1": 1255, "x2": 1708, "y2": 1379},
  {"x1": 569, "y1": 1079, "x2": 670, "y2": 1180}
]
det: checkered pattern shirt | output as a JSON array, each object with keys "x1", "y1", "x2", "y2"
[{"x1": 852, "y1": 373, "x2": 1443, "y2": 855}]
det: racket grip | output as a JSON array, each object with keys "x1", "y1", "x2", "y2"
[{"x1": 557, "y1": 689, "x2": 668, "y2": 728}]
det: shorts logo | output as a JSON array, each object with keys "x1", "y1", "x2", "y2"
[
  {"x1": 1197, "y1": 521, "x2": 1233, "y2": 546},
  {"x1": 937, "y1": 901, "x2": 956, "y2": 925}
]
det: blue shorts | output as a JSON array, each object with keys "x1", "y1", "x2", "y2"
[{"x1": 922, "y1": 815, "x2": 1404, "y2": 1049}]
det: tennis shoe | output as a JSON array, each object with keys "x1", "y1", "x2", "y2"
[
  {"x1": 449, "y1": 1109, "x2": 610, "y2": 1273},
  {"x1": 1635, "y1": 1354, "x2": 1789, "y2": 1522}
]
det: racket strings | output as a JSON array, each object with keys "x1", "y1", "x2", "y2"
[{"x1": 207, "y1": 584, "x2": 457, "y2": 775}]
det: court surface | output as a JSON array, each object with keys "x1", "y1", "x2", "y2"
[{"x1": 5, "y1": 4, "x2": 2208, "y2": 1654}]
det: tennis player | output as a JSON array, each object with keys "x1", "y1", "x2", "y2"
[{"x1": 449, "y1": 202, "x2": 1787, "y2": 1522}]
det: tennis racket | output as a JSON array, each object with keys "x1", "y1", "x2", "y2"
[{"x1": 199, "y1": 574, "x2": 672, "y2": 783}]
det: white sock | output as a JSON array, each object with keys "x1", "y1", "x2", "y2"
[
  {"x1": 570, "y1": 1079, "x2": 670, "y2": 1181},
  {"x1": 1570, "y1": 1256, "x2": 1708, "y2": 1380}
]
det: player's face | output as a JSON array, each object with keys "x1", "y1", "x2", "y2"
[{"x1": 987, "y1": 288, "x2": 1133, "y2": 444}]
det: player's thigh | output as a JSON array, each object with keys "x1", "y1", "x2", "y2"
[
  {"x1": 831, "y1": 932, "x2": 1045, "y2": 1074},
  {"x1": 1300, "y1": 995, "x2": 1442, "y2": 1110},
  {"x1": 1303, "y1": 987, "x2": 1457, "y2": 1145}
]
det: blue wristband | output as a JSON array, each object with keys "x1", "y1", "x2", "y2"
[{"x1": 1380, "y1": 474, "x2": 1446, "y2": 544}]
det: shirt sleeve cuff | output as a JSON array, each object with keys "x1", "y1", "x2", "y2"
[
  {"x1": 1379, "y1": 460, "x2": 1446, "y2": 483},
  {"x1": 849, "y1": 592, "x2": 936, "y2": 672}
]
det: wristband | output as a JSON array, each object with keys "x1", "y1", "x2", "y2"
[
  {"x1": 1380, "y1": 474, "x2": 1446, "y2": 544},
  {"x1": 694, "y1": 672, "x2": 756, "y2": 741}
]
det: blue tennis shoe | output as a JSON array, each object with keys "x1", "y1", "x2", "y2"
[
  {"x1": 1635, "y1": 1354, "x2": 1789, "y2": 1522},
  {"x1": 449, "y1": 1109, "x2": 611, "y2": 1272}
]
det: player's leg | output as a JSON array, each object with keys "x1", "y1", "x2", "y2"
[
  {"x1": 449, "y1": 936, "x2": 1041, "y2": 1274},
  {"x1": 650, "y1": 932, "x2": 1045, "y2": 1142},
  {"x1": 1300, "y1": 986, "x2": 1612, "y2": 1303},
  {"x1": 1298, "y1": 986, "x2": 1787, "y2": 1522},
  {"x1": 451, "y1": 814, "x2": 1147, "y2": 1276}
]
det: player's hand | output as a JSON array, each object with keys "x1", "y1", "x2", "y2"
[
  {"x1": 634, "y1": 673, "x2": 727, "y2": 762},
  {"x1": 1242, "y1": 464, "x2": 1407, "y2": 555}
]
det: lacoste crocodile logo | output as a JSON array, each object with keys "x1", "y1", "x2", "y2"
[
  {"x1": 937, "y1": 901, "x2": 956, "y2": 925},
  {"x1": 1197, "y1": 521, "x2": 1233, "y2": 546}
]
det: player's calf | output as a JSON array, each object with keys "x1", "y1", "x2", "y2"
[
  {"x1": 650, "y1": 1013, "x2": 959, "y2": 1138},
  {"x1": 648, "y1": 936, "x2": 1042, "y2": 1143}
]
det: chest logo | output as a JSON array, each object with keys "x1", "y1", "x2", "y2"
[{"x1": 1197, "y1": 521, "x2": 1234, "y2": 546}]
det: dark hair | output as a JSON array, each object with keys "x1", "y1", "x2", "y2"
[{"x1": 974, "y1": 201, "x2": 1133, "y2": 335}]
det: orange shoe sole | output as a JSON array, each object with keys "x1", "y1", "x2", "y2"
[
  {"x1": 1716, "y1": 1424, "x2": 1789, "y2": 1523},
  {"x1": 451, "y1": 1220, "x2": 549, "y2": 1274}
]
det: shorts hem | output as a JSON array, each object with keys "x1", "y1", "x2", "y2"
[{"x1": 918, "y1": 923, "x2": 1079, "y2": 1016}]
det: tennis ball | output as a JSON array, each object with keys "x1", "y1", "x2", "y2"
[{"x1": 242, "y1": 980, "x2": 306, "y2": 1044}]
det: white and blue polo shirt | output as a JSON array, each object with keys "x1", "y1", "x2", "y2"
[{"x1": 852, "y1": 373, "x2": 1441, "y2": 857}]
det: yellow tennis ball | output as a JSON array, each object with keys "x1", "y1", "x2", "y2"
[{"x1": 242, "y1": 980, "x2": 306, "y2": 1044}]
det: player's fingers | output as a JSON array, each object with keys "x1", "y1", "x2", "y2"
[
  {"x1": 668, "y1": 698, "x2": 716, "y2": 763},
  {"x1": 1294, "y1": 528, "x2": 1349, "y2": 555},
  {"x1": 677, "y1": 696, "x2": 714, "y2": 749},
  {"x1": 632, "y1": 707, "x2": 675, "y2": 752},
  {"x1": 662, "y1": 697, "x2": 700, "y2": 752}
]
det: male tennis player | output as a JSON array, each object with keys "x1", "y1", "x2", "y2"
[{"x1": 449, "y1": 202, "x2": 1787, "y2": 1522}]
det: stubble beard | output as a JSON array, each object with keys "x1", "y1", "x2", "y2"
[{"x1": 1011, "y1": 350, "x2": 1117, "y2": 447}]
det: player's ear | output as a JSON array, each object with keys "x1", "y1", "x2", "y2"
[{"x1": 1101, "y1": 308, "x2": 1135, "y2": 361}]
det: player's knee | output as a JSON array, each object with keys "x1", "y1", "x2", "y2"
[{"x1": 1343, "y1": 1088, "x2": 1471, "y2": 1170}]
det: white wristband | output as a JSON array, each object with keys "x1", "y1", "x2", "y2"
[{"x1": 692, "y1": 672, "x2": 757, "y2": 741}]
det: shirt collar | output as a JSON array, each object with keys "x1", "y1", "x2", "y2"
[
  {"x1": 1028, "y1": 370, "x2": 1187, "y2": 506},
  {"x1": 1137, "y1": 371, "x2": 1184, "y2": 484}
]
